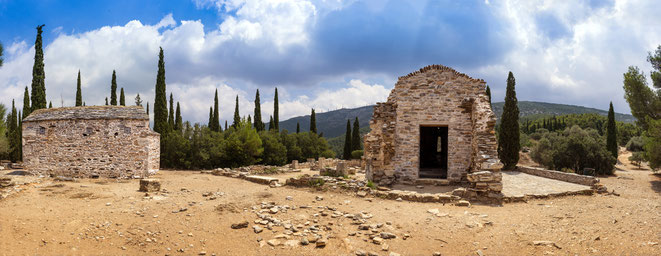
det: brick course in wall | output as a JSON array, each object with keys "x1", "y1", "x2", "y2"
[
  {"x1": 364, "y1": 65, "x2": 503, "y2": 203},
  {"x1": 22, "y1": 106, "x2": 160, "y2": 178}
]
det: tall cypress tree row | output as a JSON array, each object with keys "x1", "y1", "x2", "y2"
[
  {"x1": 168, "y1": 93, "x2": 175, "y2": 131},
  {"x1": 274, "y1": 87, "x2": 279, "y2": 131},
  {"x1": 175, "y1": 102, "x2": 182, "y2": 131},
  {"x1": 310, "y1": 108, "x2": 317, "y2": 134},
  {"x1": 232, "y1": 95, "x2": 240, "y2": 128},
  {"x1": 212, "y1": 89, "x2": 220, "y2": 132},
  {"x1": 351, "y1": 117, "x2": 361, "y2": 151},
  {"x1": 268, "y1": 116, "x2": 274, "y2": 130},
  {"x1": 296, "y1": 122, "x2": 300, "y2": 133},
  {"x1": 498, "y1": 71, "x2": 520, "y2": 170},
  {"x1": 254, "y1": 89, "x2": 264, "y2": 131},
  {"x1": 486, "y1": 85, "x2": 492, "y2": 104},
  {"x1": 606, "y1": 102, "x2": 618, "y2": 158},
  {"x1": 75, "y1": 70, "x2": 83, "y2": 106},
  {"x1": 119, "y1": 88, "x2": 126, "y2": 106},
  {"x1": 22, "y1": 87, "x2": 30, "y2": 118},
  {"x1": 30, "y1": 24, "x2": 47, "y2": 112},
  {"x1": 343, "y1": 119, "x2": 352, "y2": 159},
  {"x1": 48, "y1": 101, "x2": 52, "y2": 108},
  {"x1": 110, "y1": 70, "x2": 118, "y2": 105},
  {"x1": 153, "y1": 47, "x2": 168, "y2": 134}
]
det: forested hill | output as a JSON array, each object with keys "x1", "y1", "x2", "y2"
[
  {"x1": 279, "y1": 105, "x2": 374, "y2": 138},
  {"x1": 491, "y1": 101, "x2": 636, "y2": 123},
  {"x1": 279, "y1": 101, "x2": 635, "y2": 139}
]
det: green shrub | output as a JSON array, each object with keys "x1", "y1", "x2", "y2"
[
  {"x1": 351, "y1": 150, "x2": 364, "y2": 159},
  {"x1": 626, "y1": 136, "x2": 645, "y2": 152},
  {"x1": 629, "y1": 152, "x2": 645, "y2": 168},
  {"x1": 529, "y1": 125, "x2": 616, "y2": 175},
  {"x1": 366, "y1": 180, "x2": 376, "y2": 189}
]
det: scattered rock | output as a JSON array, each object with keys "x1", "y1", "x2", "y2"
[
  {"x1": 267, "y1": 239, "x2": 280, "y2": 247},
  {"x1": 355, "y1": 250, "x2": 367, "y2": 256},
  {"x1": 316, "y1": 196, "x2": 324, "y2": 201},
  {"x1": 252, "y1": 225, "x2": 263, "y2": 233},
  {"x1": 357, "y1": 191, "x2": 368, "y2": 197},
  {"x1": 139, "y1": 179, "x2": 161, "y2": 192},
  {"x1": 455, "y1": 200, "x2": 471, "y2": 207},
  {"x1": 316, "y1": 239, "x2": 327, "y2": 248},
  {"x1": 231, "y1": 221, "x2": 249, "y2": 229},
  {"x1": 532, "y1": 240, "x2": 561, "y2": 249},
  {"x1": 373, "y1": 237, "x2": 384, "y2": 245},
  {"x1": 427, "y1": 208, "x2": 440, "y2": 215},
  {"x1": 300, "y1": 237, "x2": 309, "y2": 246},
  {"x1": 380, "y1": 232, "x2": 396, "y2": 239},
  {"x1": 389, "y1": 252, "x2": 401, "y2": 256}
]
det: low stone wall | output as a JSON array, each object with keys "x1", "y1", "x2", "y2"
[{"x1": 517, "y1": 166, "x2": 599, "y2": 186}]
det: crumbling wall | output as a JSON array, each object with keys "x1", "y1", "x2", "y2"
[{"x1": 364, "y1": 102, "x2": 396, "y2": 184}]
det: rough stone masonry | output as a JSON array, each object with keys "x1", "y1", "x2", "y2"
[
  {"x1": 22, "y1": 106, "x2": 160, "y2": 178},
  {"x1": 364, "y1": 65, "x2": 504, "y2": 202}
]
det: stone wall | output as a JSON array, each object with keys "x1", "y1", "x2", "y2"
[
  {"x1": 517, "y1": 166, "x2": 599, "y2": 186},
  {"x1": 22, "y1": 106, "x2": 160, "y2": 178}
]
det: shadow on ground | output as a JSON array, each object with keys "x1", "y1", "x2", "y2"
[{"x1": 651, "y1": 174, "x2": 661, "y2": 195}]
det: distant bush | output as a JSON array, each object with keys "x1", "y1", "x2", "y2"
[
  {"x1": 629, "y1": 152, "x2": 645, "y2": 169},
  {"x1": 626, "y1": 136, "x2": 645, "y2": 152},
  {"x1": 530, "y1": 125, "x2": 616, "y2": 175},
  {"x1": 351, "y1": 150, "x2": 364, "y2": 159}
]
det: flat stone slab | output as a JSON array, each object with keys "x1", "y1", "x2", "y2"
[
  {"x1": 244, "y1": 175, "x2": 279, "y2": 185},
  {"x1": 501, "y1": 171, "x2": 592, "y2": 198}
]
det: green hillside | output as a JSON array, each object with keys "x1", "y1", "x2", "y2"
[
  {"x1": 278, "y1": 105, "x2": 374, "y2": 138},
  {"x1": 491, "y1": 101, "x2": 635, "y2": 123}
]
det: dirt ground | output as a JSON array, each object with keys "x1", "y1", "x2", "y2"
[{"x1": 1, "y1": 153, "x2": 660, "y2": 255}]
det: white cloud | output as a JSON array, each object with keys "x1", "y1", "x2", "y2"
[{"x1": 477, "y1": 0, "x2": 661, "y2": 113}]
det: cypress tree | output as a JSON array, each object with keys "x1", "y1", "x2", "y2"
[
  {"x1": 135, "y1": 93, "x2": 142, "y2": 106},
  {"x1": 168, "y1": 93, "x2": 174, "y2": 131},
  {"x1": 343, "y1": 119, "x2": 352, "y2": 159},
  {"x1": 486, "y1": 85, "x2": 492, "y2": 104},
  {"x1": 153, "y1": 47, "x2": 168, "y2": 134},
  {"x1": 352, "y1": 117, "x2": 361, "y2": 151},
  {"x1": 296, "y1": 122, "x2": 300, "y2": 133},
  {"x1": 208, "y1": 107, "x2": 213, "y2": 129},
  {"x1": 212, "y1": 89, "x2": 220, "y2": 132},
  {"x1": 9, "y1": 102, "x2": 22, "y2": 162},
  {"x1": 75, "y1": 70, "x2": 82, "y2": 106},
  {"x1": 146, "y1": 102, "x2": 149, "y2": 115},
  {"x1": 274, "y1": 88, "x2": 279, "y2": 131},
  {"x1": 253, "y1": 89, "x2": 264, "y2": 131},
  {"x1": 18, "y1": 113, "x2": 22, "y2": 160},
  {"x1": 310, "y1": 108, "x2": 317, "y2": 134},
  {"x1": 232, "y1": 95, "x2": 240, "y2": 128},
  {"x1": 175, "y1": 102, "x2": 182, "y2": 131},
  {"x1": 606, "y1": 102, "x2": 618, "y2": 158},
  {"x1": 48, "y1": 101, "x2": 52, "y2": 108},
  {"x1": 247, "y1": 115, "x2": 252, "y2": 125},
  {"x1": 110, "y1": 70, "x2": 117, "y2": 105},
  {"x1": 224, "y1": 120, "x2": 228, "y2": 131},
  {"x1": 30, "y1": 24, "x2": 47, "y2": 112},
  {"x1": 22, "y1": 87, "x2": 30, "y2": 118},
  {"x1": 7, "y1": 100, "x2": 17, "y2": 161},
  {"x1": 268, "y1": 116, "x2": 274, "y2": 130},
  {"x1": 119, "y1": 88, "x2": 126, "y2": 106},
  {"x1": 498, "y1": 71, "x2": 520, "y2": 170},
  {"x1": 105, "y1": 97, "x2": 108, "y2": 105}
]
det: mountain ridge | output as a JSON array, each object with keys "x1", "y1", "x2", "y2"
[{"x1": 279, "y1": 101, "x2": 635, "y2": 139}]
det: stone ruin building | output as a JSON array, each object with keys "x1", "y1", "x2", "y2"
[
  {"x1": 364, "y1": 65, "x2": 504, "y2": 202},
  {"x1": 22, "y1": 106, "x2": 160, "y2": 178}
]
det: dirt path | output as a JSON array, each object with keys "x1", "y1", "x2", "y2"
[{"x1": 1, "y1": 159, "x2": 660, "y2": 255}]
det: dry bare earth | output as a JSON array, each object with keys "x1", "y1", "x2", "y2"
[{"x1": 1, "y1": 155, "x2": 660, "y2": 255}]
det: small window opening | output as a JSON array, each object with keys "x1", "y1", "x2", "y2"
[
  {"x1": 38, "y1": 126, "x2": 46, "y2": 135},
  {"x1": 124, "y1": 126, "x2": 131, "y2": 134}
]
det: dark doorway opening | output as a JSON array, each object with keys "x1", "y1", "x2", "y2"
[{"x1": 419, "y1": 126, "x2": 448, "y2": 179}]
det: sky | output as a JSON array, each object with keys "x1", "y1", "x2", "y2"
[{"x1": 1, "y1": 0, "x2": 660, "y2": 125}]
